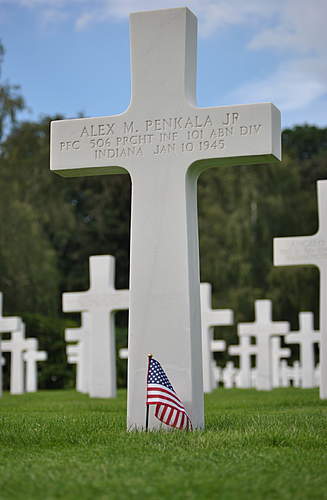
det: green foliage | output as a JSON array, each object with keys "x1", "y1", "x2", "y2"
[
  {"x1": 0, "y1": 389, "x2": 326, "y2": 499},
  {"x1": 0, "y1": 42, "x2": 25, "y2": 141}
]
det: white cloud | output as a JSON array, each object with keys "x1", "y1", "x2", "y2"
[{"x1": 226, "y1": 58, "x2": 327, "y2": 111}]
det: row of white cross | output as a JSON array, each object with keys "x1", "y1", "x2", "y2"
[
  {"x1": 51, "y1": 8, "x2": 326, "y2": 429},
  {"x1": 212, "y1": 359, "x2": 319, "y2": 390},
  {"x1": 64, "y1": 256, "x2": 320, "y2": 396},
  {"x1": 0, "y1": 293, "x2": 47, "y2": 395}
]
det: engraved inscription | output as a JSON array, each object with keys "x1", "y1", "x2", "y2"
[{"x1": 56, "y1": 110, "x2": 265, "y2": 162}]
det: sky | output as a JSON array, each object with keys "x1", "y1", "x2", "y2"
[{"x1": 0, "y1": 0, "x2": 326, "y2": 129}]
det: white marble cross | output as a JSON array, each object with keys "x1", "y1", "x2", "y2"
[
  {"x1": 1, "y1": 323, "x2": 33, "y2": 395},
  {"x1": 200, "y1": 283, "x2": 233, "y2": 393},
  {"x1": 280, "y1": 360, "x2": 296, "y2": 388},
  {"x1": 23, "y1": 339, "x2": 47, "y2": 393},
  {"x1": 0, "y1": 292, "x2": 22, "y2": 397},
  {"x1": 274, "y1": 180, "x2": 327, "y2": 398},
  {"x1": 66, "y1": 344, "x2": 84, "y2": 392},
  {"x1": 228, "y1": 336, "x2": 257, "y2": 388},
  {"x1": 285, "y1": 312, "x2": 319, "y2": 388},
  {"x1": 51, "y1": 8, "x2": 281, "y2": 429},
  {"x1": 238, "y1": 300, "x2": 289, "y2": 390},
  {"x1": 271, "y1": 336, "x2": 291, "y2": 388},
  {"x1": 212, "y1": 363, "x2": 222, "y2": 386},
  {"x1": 65, "y1": 312, "x2": 91, "y2": 394},
  {"x1": 63, "y1": 256, "x2": 128, "y2": 398},
  {"x1": 222, "y1": 361, "x2": 238, "y2": 389},
  {"x1": 291, "y1": 361, "x2": 302, "y2": 387}
]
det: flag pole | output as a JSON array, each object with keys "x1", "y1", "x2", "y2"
[{"x1": 145, "y1": 353, "x2": 153, "y2": 432}]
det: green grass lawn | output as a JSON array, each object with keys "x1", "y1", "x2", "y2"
[{"x1": 0, "y1": 389, "x2": 326, "y2": 500}]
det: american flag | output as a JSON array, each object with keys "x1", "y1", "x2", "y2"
[{"x1": 146, "y1": 357, "x2": 192, "y2": 430}]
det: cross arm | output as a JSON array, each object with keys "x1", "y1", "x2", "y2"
[
  {"x1": 25, "y1": 338, "x2": 38, "y2": 351},
  {"x1": 66, "y1": 344, "x2": 79, "y2": 357},
  {"x1": 23, "y1": 350, "x2": 47, "y2": 362},
  {"x1": 51, "y1": 102, "x2": 280, "y2": 179},
  {"x1": 51, "y1": 115, "x2": 129, "y2": 177},
  {"x1": 0, "y1": 316, "x2": 22, "y2": 333},
  {"x1": 189, "y1": 102, "x2": 281, "y2": 175},
  {"x1": 274, "y1": 234, "x2": 322, "y2": 267},
  {"x1": 63, "y1": 291, "x2": 88, "y2": 313},
  {"x1": 206, "y1": 309, "x2": 233, "y2": 327},
  {"x1": 1, "y1": 340, "x2": 12, "y2": 351},
  {"x1": 211, "y1": 340, "x2": 226, "y2": 352},
  {"x1": 65, "y1": 328, "x2": 84, "y2": 342}
]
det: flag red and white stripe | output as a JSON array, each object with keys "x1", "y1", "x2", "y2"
[{"x1": 146, "y1": 357, "x2": 192, "y2": 430}]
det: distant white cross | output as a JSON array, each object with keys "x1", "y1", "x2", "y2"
[
  {"x1": 66, "y1": 344, "x2": 84, "y2": 393},
  {"x1": 271, "y1": 336, "x2": 291, "y2": 388},
  {"x1": 1, "y1": 323, "x2": 33, "y2": 395},
  {"x1": 280, "y1": 360, "x2": 293, "y2": 388},
  {"x1": 285, "y1": 312, "x2": 319, "y2": 388},
  {"x1": 200, "y1": 283, "x2": 233, "y2": 393},
  {"x1": 65, "y1": 312, "x2": 91, "y2": 394},
  {"x1": 0, "y1": 292, "x2": 22, "y2": 397},
  {"x1": 222, "y1": 361, "x2": 238, "y2": 389},
  {"x1": 212, "y1": 363, "x2": 222, "y2": 385},
  {"x1": 238, "y1": 300, "x2": 289, "y2": 390},
  {"x1": 51, "y1": 8, "x2": 281, "y2": 429},
  {"x1": 229, "y1": 336, "x2": 257, "y2": 388},
  {"x1": 274, "y1": 180, "x2": 327, "y2": 398},
  {"x1": 291, "y1": 361, "x2": 302, "y2": 388},
  {"x1": 23, "y1": 339, "x2": 47, "y2": 393},
  {"x1": 63, "y1": 256, "x2": 128, "y2": 398}
]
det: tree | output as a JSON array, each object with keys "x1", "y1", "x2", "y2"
[{"x1": 0, "y1": 42, "x2": 25, "y2": 141}]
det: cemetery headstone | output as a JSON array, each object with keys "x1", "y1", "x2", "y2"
[
  {"x1": 238, "y1": 300, "x2": 289, "y2": 390},
  {"x1": 291, "y1": 361, "x2": 302, "y2": 387},
  {"x1": 23, "y1": 339, "x2": 47, "y2": 393},
  {"x1": 200, "y1": 283, "x2": 233, "y2": 393},
  {"x1": 271, "y1": 336, "x2": 291, "y2": 388},
  {"x1": 228, "y1": 336, "x2": 257, "y2": 388},
  {"x1": 66, "y1": 344, "x2": 84, "y2": 392},
  {"x1": 51, "y1": 8, "x2": 281, "y2": 429},
  {"x1": 65, "y1": 312, "x2": 91, "y2": 394},
  {"x1": 222, "y1": 361, "x2": 237, "y2": 389},
  {"x1": 285, "y1": 312, "x2": 319, "y2": 388},
  {"x1": 280, "y1": 360, "x2": 292, "y2": 387},
  {"x1": 212, "y1": 363, "x2": 222, "y2": 385},
  {"x1": 63, "y1": 255, "x2": 129, "y2": 398},
  {"x1": 274, "y1": 180, "x2": 327, "y2": 398},
  {"x1": 0, "y1": 292, "x2": 22, "y2": 396},
  {"x1": 1, "y1": 323, "x2": 33, "y2": 395}
]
